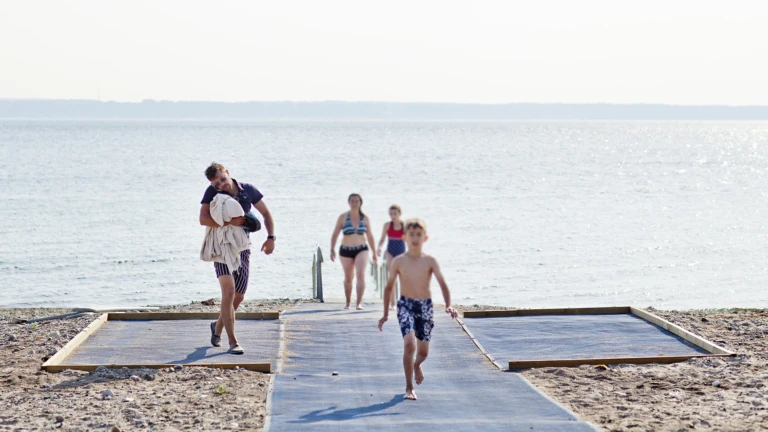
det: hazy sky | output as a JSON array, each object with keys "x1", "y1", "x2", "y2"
[{"x1": 1, "y1": 0, "x2": 766, "y2": 104}]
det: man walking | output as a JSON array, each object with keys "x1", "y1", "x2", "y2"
[{"x1": 199, "y1": 162, "x2": 276, "y2": 354}]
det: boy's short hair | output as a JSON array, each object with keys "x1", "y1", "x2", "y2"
[
  {"x1": 205, "y1": 162, "x2": 226, "y2": 180},
  {"x1": 404, "y1": 218, "x2": 427, "y2": 233}
]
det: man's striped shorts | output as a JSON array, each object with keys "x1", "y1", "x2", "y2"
[{"x1": 214, "y1": 249, "x2": 251, "y2": 294}]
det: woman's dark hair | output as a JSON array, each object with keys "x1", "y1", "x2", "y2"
[{"x1": 348, "y1": 193, "x2": 365, "y2": 218}]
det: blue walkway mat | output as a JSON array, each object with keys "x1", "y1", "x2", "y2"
[
  {"x1": 268, "y1": 302, "x2": 595, "y2": 431},
  {"x1": 463, "y1": 314, "x2": 707, "y2": 364},
  {"x1": 63, "y1": 319, "x2": 281, "y2": 367}
]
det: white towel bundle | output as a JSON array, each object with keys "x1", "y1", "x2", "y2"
[{"x1": 200, "y1": 194, "x2": 252, "y2": 273}]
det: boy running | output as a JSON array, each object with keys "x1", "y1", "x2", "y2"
[{"x1": 378, "y1": 218, "x2": 457, "y2": 400}]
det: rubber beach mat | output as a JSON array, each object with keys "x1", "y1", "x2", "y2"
[
  {"x1": 462, "y1": 314, "x2": 707, "y2": 365},
  {"x1": 61, "y1": 319, "x2": 281, "y2": 367},
  {"x1": 267, "y1": 301, "x2": 595, "y2": 431}
]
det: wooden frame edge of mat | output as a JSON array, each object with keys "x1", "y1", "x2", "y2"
[
  {"x1": 509, "y1": 354, "x2": 734, "y2": 370},
  {"x1": 43, "y1": 363, "x2": 271, "y2": 373},
  {"x1": 629, "y1": 307, "x2": 735, "y2": 355},
  {"x1": 455, "y1": 318, "x2": 505, "y2": 370},
  {"x1": 462, "y1": 306, "x2": 630, "y2": 318},
  {"x1": 461, "y1": 306, "x2": 734, "y2": 355},
  {"x1": 262, "y1": 320, "x2": 286, "y2": 432},
  {"x1": 107, "y1": 311, "x2": 280, "y2": 320},
  {"x1": 457, "y1": 305, "x2": 735, "y2": 369},
  {"x1": 42, "y1": 312, "x2": 279, "y2": 373},
  {"x1": 42, "y1": 313, "x2": 109, "y2": 372}
]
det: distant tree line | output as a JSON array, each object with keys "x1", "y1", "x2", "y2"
[{"x1": 1, "y1": 99, "x2": 767, "y2": 120}]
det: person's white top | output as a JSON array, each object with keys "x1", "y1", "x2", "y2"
[{"x1": 200, "y1": 194, "x2": 251, "y2": 273}]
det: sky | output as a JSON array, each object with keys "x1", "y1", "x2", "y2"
[{"x1": 1, "y1": 0, "x2": 767, "y2": 105}]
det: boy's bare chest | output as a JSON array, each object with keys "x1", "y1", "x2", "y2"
[{"x1": 399, "y1": 264, "x2": 431, "y2": 283}]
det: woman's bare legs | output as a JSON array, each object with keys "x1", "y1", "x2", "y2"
[
  {"x1": 340, "y1": 256, "x2": 355, "y2": 309},
  {"x1": 354, "y1": 250, "x2": 369, "y2": 310}
]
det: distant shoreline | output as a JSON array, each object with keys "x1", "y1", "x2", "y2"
[
  {"x1": 2, "y1": 118, "x2": 767, "y2": 123},
  {"x1": 2, "y1": 99, "x2": 768, "y2": 120}
]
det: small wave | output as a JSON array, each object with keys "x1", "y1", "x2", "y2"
[{"x1": 149, "y1": 258, "x2": 177, "y2": 263}]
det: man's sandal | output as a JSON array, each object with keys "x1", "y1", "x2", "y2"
[{"x1": 210, "y1": 322, "x2": 221, "y2": 347}]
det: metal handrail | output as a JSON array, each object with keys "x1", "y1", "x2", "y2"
[
  {"x1": 312, "y1": 247, "x2": 324, "y2": 302},
  {"x1": 313, "y1": 247, "x2": 397, "y2": 303},
  {"x1": 372, "y1": 260, "x2": 399, "y2": 300}
]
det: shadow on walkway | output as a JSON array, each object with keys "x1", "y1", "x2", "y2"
[
  {"x1": 288, "y1": 394, "x2": 405, "y2": 424},
  {"x1": 170, "y1": 346, "x2": 229, "y2": 364}
]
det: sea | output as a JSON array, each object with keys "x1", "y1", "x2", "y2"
[{"x1": 1, "y1": 120, "x2": 767, "y2": 310}]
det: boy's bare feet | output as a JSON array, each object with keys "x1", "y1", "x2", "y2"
[
  {"x1": 404, "y1": 388, "x2": 417, "y2": 400},
  {"x1": 343, "y1": 304, "x2": 350, "y2": 310},
  {"x1": 356, "y1": 304, "x2": 364, "y2": 310},
  {"x1": 414, "y1": 364, "x2": 424, "y2": 385}
]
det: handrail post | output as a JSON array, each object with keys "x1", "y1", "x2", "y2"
[
  {"x1": 315, "y1": 247, "x2": 324, "y2": 302},
  {"x1": 371, "y1": 260, "x2": 377, "y2": 292},
  {"x1": 380, "y1": 263, "x2": 388, "y2": 299},
  {"x1": 312, "y1": 254, "x2": 317, "y2": 299}
]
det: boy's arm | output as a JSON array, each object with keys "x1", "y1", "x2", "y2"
[
  {"x1": 432, "y1": 257, "x2": 458, "y2": 319},
  {"x1": 378, "y1": 259, "x2": 400, "y2": 330}
]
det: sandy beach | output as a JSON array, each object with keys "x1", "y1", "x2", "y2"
[
  {"x1": 2, "y1": 302, "x2": 767, "y2": 431},
  {"x1": 0, "y1": 299, "x2": 302, "y2": 431},
  {"x1": 521, "y1": 308, "x2": 768, "y2": 431}
]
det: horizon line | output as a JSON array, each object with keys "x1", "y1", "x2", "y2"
[{"x1": 2, "y1": 98, "x2": 768, "y2": 108}]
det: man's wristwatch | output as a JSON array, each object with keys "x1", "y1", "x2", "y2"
[{"x1": 267, "y1": 235, "x2": 277, "y2": 241}]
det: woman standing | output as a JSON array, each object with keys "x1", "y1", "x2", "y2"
[
  {"x1": 377, "y1": 204, "x2": 405, "y2": 310},
  {"x1": 330, "y1": 193, "x2": 378, "y2": 310}
]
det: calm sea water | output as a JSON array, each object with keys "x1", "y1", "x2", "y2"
[{"x1": 1, "y1": 120, "x2": 767, "y2": 309}]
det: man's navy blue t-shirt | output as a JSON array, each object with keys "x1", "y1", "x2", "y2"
[{"x1": 201, "y1": 179, "x2": 263, "y2": 213}]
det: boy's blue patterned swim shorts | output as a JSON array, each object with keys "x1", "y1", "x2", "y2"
[{"x1": 397, "y1": 296, "x2": 434, "y2": 342}]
